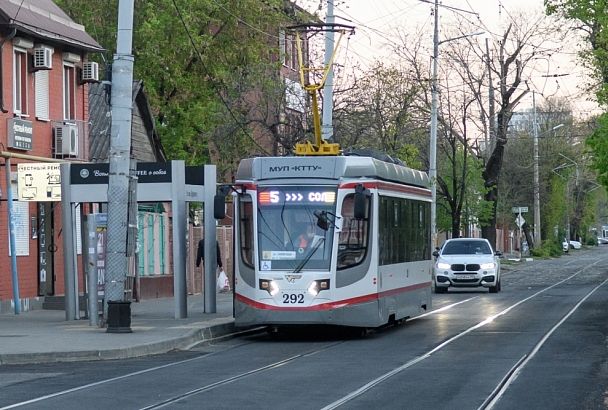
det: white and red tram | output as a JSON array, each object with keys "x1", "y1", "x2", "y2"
[{"x1": 225, "y1": 154, "x2": 432, "y2": 328}]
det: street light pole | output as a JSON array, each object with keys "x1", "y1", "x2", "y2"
[
  {"x1": 533, "y1": 91, "x2": 541, "y2": 246},
  {"x1": 428, "y1": 0, "x2": 481, "y2": 247},
  {"x1": 429, "y1": 0, "x2": 439, "y2": 248}
]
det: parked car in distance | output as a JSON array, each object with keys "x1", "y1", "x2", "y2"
[
  {"x1": 433, "y1": 238, "x2": 502, "y2": 294},
  {"x1": 598, "y1": 237, "x2": 608, "y2": 245},
  {"x1": 562, "y1": 239, "x2": 582, "y2": 251}
]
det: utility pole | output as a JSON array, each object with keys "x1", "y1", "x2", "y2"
[
  {"x1": 429, "y1": 0, "x2": 439, "y2": 248},
  {"x1": 485, "y1": 37, "x2": 495, "y2": 156},
  {"x1": 428, "y1": 0, "x2": 480, "y2": 247},
  {"x1": 532, "y1": 91, "x2": 541, "y2": 246},
  {"x1": 105, "y1": 0, "x2": 135, "y2": 328},
  {"x1": 321, "y1": 0, "x2": 335, "y2": 141}
]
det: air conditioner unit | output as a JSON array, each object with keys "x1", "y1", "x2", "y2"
[
  {"x1": 82, "y1": 61, "x2": 99, "y2": 82},
  {"x1": 13, "y1": 37, "x2": 33, "y2": 49},
  {"x1": 54, "y1": 124, "x2": 79, "y2": 156},
  {"x1": 33, "y1": 46, "x2": 53, "y2": 70},
  {"x1": 62, "y1": 52, "x2": 81, "y2": 63}
]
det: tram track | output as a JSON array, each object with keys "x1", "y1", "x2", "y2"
[
  {"x1": 1, "y1": 340, "x2": 347, "y2": 410},
  {"x1": 479, "y1": 277, "x2": 608, "y2": 410},
  {"x1": 320, "y1": 254, "x2": 608, "y2": 410},
  {"x1": 3, "y1": 254, "x2": 606, "y2": 410}
]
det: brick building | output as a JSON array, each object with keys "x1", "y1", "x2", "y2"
[{"x1": 0, "y1": 0, "x2": 101, "y2": 313}]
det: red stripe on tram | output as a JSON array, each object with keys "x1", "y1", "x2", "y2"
[{"x1": 235, "y1": 281, "x2": 431, "y2": 312}]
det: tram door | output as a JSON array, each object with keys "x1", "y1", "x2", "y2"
[{"x1": 37, "y1": 202, "x2": 55, "y2": 296}]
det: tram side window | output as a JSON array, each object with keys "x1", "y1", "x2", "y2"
[
  {"x1": 239, "y1": 195, "x2": 254, "y2": 268},
  {"x1": 379, "y1": 196, "x2": 430, "y2": 265},
  {"x1": 337, "y1": 193, "x2": 370, "y2": 269}
]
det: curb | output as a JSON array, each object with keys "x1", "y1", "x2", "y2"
[{"x1": 0, "y1": 319, "x2": 240, "y2": 365}]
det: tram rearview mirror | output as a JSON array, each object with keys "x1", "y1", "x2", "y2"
[
  {"x1": 314, "y1": 210, "x2": 329, "y2": 231},
  {"x1": 214, "y1": 194, "x2": 226, "y2": 219},
  {"x1": 354, "y1": 187, "x2": 367, "y2": 220}
]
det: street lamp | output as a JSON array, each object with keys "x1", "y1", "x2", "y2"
[
  {"x1": 429, "y1": 0, "x2": 482, "y2": 246},
  {"x1": 533, "y1": 121, "x2": 564, "y2": 246}
]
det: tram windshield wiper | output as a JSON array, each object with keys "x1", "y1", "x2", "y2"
[{"x1": 293, "y1": 237, "x2": 325, "y2": 273}]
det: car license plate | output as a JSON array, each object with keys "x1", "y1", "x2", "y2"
[{"x1": 458, "y1": 275, "x2": 475, "y2": 279}]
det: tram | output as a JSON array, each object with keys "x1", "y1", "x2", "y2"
[
  {"x1": 213, "y1": 23, "x2": 432, "y2": 328},
  {"x1": 217, "y1": 153, "x2": 433, "y2": 328}
]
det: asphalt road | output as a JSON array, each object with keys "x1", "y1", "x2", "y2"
[{"x1": 1, "y1": 246, "x2": 607, "y2": 410}]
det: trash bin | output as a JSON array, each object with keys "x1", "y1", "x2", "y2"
[{"x1": 106, "y1": 300, "x2": 132, "y2": 333}]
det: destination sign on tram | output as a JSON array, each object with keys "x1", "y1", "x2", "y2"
[{"x1": 258, "y1": 188, "x2": 336, "y2": 205}]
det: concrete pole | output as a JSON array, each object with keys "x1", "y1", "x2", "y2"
[
  {"x1": 203, "y1": 165, "x2": 217, "y2": 313},
  {"x1": 86, "y1": 215, "x2": 99, "y2": 326},
  {"x1": 106, "y1": 0, "x2": 135, "y2": 304},
  {"x1": 533, "y1": 91, "x2": 541, "y2": 246},
  {"x1": 429, "y1": 0, "x2": 439, "y2": 248},
  {"x1": 171, "y1": 161, "x2": 187, "y2": 319},
  {"x1": 60, "y1": 163, "x2": 77, "y2": 320},
  {"x1": 321, "y1": 0, "x2": 335, "y2": 141}
]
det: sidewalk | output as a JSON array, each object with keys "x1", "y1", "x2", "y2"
[{"x1": 0, "y1": 292, "x2": 243, "y2": 365}]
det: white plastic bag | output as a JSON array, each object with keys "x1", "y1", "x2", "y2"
[{"x1": 217, "y1": 270, "x2": 230, "y2": 292}]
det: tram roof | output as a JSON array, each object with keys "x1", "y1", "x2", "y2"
[{"x1": 236, "y1": 155, "x2": 429, "y2": 188}]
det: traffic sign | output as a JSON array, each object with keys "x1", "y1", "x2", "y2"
[
  {"x1": 512, "y1": 206, "x2": 528, "y2": 213},
  {"x1": 515, "y1": 214, "x2": 525, "y2": 228}
]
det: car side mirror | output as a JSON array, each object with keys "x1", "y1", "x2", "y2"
[
  {"x1": 432, "y1": 250, "x2": 439, "y2": 258},
  {"x1": 495, "y1": 250, "x2": 503, "y2": 257}
]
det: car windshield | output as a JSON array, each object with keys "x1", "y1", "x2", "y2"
[
  {"x1": 442, "y1": 240, "x2": 492, "y2": 255},
  {"x1": 257, "y1": 186, "x2": 336, "y2": 271}
]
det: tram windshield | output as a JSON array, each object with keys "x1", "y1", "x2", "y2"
[{"x1": 257, "y1": 186, "x2": 336, "y2": 271}]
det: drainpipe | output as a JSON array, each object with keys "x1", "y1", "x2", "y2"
[
  {"x1": 0, "y1": 28, "x2": 17, "y2": 113},
  {"x1": 5, "y1": 156, "x2": 19, "y2": 313}
]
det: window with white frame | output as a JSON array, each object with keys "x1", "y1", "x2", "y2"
[
  {"x1": 279, "y1": 30, "x2": 298, "y2": 70},
  {"x1": 13, "y1": 48, "x2": 28, "y2": 115},
  {"x1": 35, "y1": 70, "x2": 49, "y2": 120},
  {"x1": 63, "y1": 63, "x2": 76, "y2": 120}
]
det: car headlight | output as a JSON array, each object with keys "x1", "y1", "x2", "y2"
[
  {"x1": 436, "y1": 262, "x2": 450, "y2": 270},
  {"x1": 480, "y1": 262, "x2": 496, "y2": 269},
  {"x1": 259, "y1": 279, "x2": 280, "y2": 296},
  {"x1": 308, "y1": 279, "x2": 330, "y2": 296}
]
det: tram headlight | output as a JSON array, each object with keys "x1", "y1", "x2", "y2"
[
  {"x1": 308, "y1": 279, "x2": 330, "y2": 296},
  {"x1": 259, "y1": 279, "x2": 280, "y2": 296}
]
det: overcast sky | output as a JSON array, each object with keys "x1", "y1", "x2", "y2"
[{"x1": 296, "y1": 0, "x2": 598, "y2": 118}]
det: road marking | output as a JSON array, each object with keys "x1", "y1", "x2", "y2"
[
  {"x1": 320, "y1": 258, "x2": 605, "y2": 410},
  {"x1": 480, "y1": 277, "x2": 608, "y2": 409}
]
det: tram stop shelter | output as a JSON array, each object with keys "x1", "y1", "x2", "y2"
[{"x1": 59, "y1": 160, "x2": 219, "y2": 321}]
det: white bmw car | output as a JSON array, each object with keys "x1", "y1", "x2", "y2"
[{"x1": 433, "y1": 238, "x2": 502, "y2": 293}]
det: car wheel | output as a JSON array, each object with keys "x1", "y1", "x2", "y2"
[
  {"x1": 489, "y1": 280, "x2": 500, "y2": 293},
  {"x1": 434, "y1": 286, "x2": 447, "y2": 294}
]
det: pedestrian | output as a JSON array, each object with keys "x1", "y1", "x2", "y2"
[
  {"x1": 196, "y1": 239, "x2": 230, "y2": 292},
  {"x1": 196, "y1": 239, "x2": 223, "y2": 269}
]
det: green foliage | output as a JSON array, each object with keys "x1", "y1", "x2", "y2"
[
  {"x1": 546, "y1": 0, "x2": 608, "y2": 103},
  {"x1": 437, "y1": 148, "x2": 493, "y2": 234},
  {"x1": 55, "y1": 0, "x2": 293, "y2": 174},
  {"x1": 530, "y1": 238, "x2": 563, "y2": 258},
  {"x1": 587, "y1": 113, "x2": 608, "y2": 189},
  {"x1": 333, "y1": 62, "x2": 427, "y2": 167},
  {"x1": 546, "y1": 1, "x2": 608, "y2": 194},
  {"x1": 541, "y1": 175, "x2": 567, "y2": 240}
]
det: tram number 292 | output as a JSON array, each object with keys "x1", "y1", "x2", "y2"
[{"x1": 282, "y1": 293, "x2": 305, "y2": 304}]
